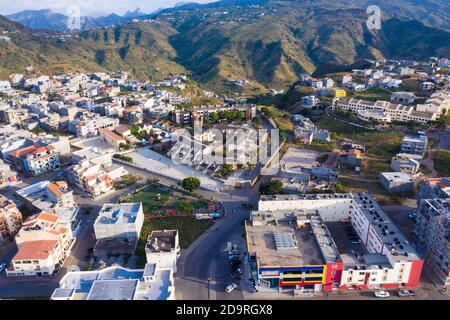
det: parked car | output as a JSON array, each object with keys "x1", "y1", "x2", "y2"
[
  {"x1": 374, "y1": 291, "x2": 390, "y2": 298},
  {"x1": 225, "y1": 283, "x2": 237, "y2": 293},
  {"x1": 398, "y1": 289, "x2": 415, "y2": 297},
  {"x1": 0, "y1": 263, "x2": 6, "y2": 273},
  {"x1": 351, "y1": 239, "x2": 362, "y2": 244},
  {"x1": 231, "y1": 268, "x2": 243, "y2": 278},
  {"x1": 228, "y1": 254, "x2": 239, "y2": 262},
  {"x1": 230, "y1": 259, "x2": 242, "y2": 267}
]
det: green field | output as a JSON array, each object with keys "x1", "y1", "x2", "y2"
[
  {"x1": 135, "y1": 216, "x2": 214, "y2": 267},
  {"x1": 261, "y1": 106, "x2": 294, "y2": 133},
  {"x1": 351, "y1": 87, "x2": 393, "y2": 102},
  {"x1": 123, "y1": 186, "x2": 171, "y2": 212},
  {"x1": 120, "y1": 185, "x2": 209, "y2": 216},
  {"x1": 316, "y1": 115, "x2": 405, "y2": 152},
  {"x1": 361, "y1": 160, "x2": 391, "y2": 179}
]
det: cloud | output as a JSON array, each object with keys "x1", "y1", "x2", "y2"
[{"x1": 0, "y1": 0, "x2": 216, "y2": 16}]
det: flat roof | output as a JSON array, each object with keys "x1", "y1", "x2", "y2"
[
  {"x1": 381, "y1": 172, "x2": 414, "y2": 183},
  {"x1": 87, "y1": 279, "x2": 137, "y2": 300},
  {"x1": 147, "y1": 230, "x2": 177, "y2": 253},
  {"x1": 256, "y1": 193, "x2": 420, "y2": 263},
  {"x1": 96, "y1": 203, "x2": 142, "y2": 225},
  {"x1": 51, "y1": 288, "x2": 74, "y2": 299},
  {"x1": 353, "y1": 192, "x2": 420, "y2": 261},
  {"x1": 280, "y1": 147, "x2": 318, "y2": 171},
  {"x1": 402, "y1": 135, "x2": 427, "y2": 143},
  {"x1": 247, "y1": 211, "x2": 326, "y2": 267}
]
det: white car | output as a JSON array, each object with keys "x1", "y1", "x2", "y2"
[
  {"x1": 374, "y1": 291, "x2": 390, "y2": 298},
  {"x1": 225, "y1": 283, "x2": 237, "y2": 293},
  {"x1": 0, "y1": 263, "x2": 6, "y2": 273}
]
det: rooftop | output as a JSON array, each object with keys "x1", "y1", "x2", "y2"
[
  {"x1": 87, "y1": 279, "x2": 138, "y2": 300},
  {"x1": 146, "y1": 230, "x2": 178, "y2": 253},
  {"x1": 402, "y1": 134, "x2": 427, "y2": 144},
  {"x1": 96, "y1": 203, "x2": 142, "y2": 225},
  {"x1": 13, "y1": 240, "x2": 58, "y2": 260},
  {"x1": 280, "y1": 147, "x2": 318, "y2": 172},
  {"x1": 56, "y1": 264, "x2": 173, "y2": 300},
  {"x1": 380, "y1": 172, "x2": 414, "y2": 183},
  {"x1": 353, "y1": 192, "x2": 420, "y2": 261},
  {"x1": 247, "y1": 210, "x2": 328, "y2": 267}
]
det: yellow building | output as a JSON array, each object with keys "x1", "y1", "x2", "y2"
[{"x1": 334, "y1": 89, "x2": 347, "y2": 98}]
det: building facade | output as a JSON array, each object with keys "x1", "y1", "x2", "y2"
[
  {"x1": 0, "y1": 195, "x2": 22, "y2": 242},
  {"x1": 414, "y1": 199, "x2": 450, "y2": 287}
]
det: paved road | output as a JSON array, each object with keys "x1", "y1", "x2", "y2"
[{"x1": 176, "y1": 198, "x2": 251, "y2": 300}]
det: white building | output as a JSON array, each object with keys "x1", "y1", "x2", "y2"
[
  {"x1": 390, "y1": 156, "x2": 420, "y2": 175},
  {"x1": 51, "y1": 263, "x2": 175, "y2": 300},
  {"x1": 336, "y1": 98, "x2": 437, "y2": 124},
  {"x1": 400, "y1": 134, "x2": 428, "y2": 158},
  {"x1": 391, "y1": 92, "x2": 415, "y2": 105},
  {"x1": 380, "y1": 172, "x2": 414, "y2": 193},
  {"x1": 300, "y1": 95, "x2": 320, "y2": 108},
  {"x1": 145, "y1": 230, "x2": 180, "y2": 274},
  {"x1": 7, "y1": 212, "x2": 74, "y2": 276},
  {"x1": 94, "y1": 203, "x2": 144, "y2": 241}
]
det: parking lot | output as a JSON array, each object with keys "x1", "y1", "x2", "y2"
[{"x1": 325, "y1": 221, "x2": 366, "y2": 255}]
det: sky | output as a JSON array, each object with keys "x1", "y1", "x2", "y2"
[{"x1": 0, "y1": 0, "x2": 216, "y2": 16}]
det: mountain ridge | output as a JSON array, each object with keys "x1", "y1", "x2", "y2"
[{"x1": 0, "y1": 1, "x2": 449, "y2": 93}]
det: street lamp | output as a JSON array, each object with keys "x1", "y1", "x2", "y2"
[{"x1": 207, "y1": 276, "x2": 212, "y2": 300}]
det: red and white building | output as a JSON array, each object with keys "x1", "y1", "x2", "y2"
[
  {"x1": 7, "y1": 212, "x2": 74, "y2": 276},
  {"x1": 246, "y1": 193, "x2": 424, "y2": 294}
]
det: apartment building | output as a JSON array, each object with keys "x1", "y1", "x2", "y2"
[
  {"x1": 418, "y1": 177, "x2": 450, "y2": 201},
  {"x1": 400, "y1": 134, "x2": 428, "y2": 158},
  {"x1": 0, "y1": 195, "x2": 22, "y2": 242},
  {"x1": 246, "y1": 193, "x2": 423, "y2": 294},
  {"x1": 68, "y1": 159, "x2": 127, "y2": 198},
  {"x1": 69, "y1": 112, "x2": 119, "y2": 138},
  {"x1": 9, "y1": 144, "x2": 60, "y2": 176},
  {"x1": 414, "y1": 199, "x2": 450, "y2": 287},
  {"x1": 390, "y1": 155, "x2": 420, "y2": 175},
  {"x1": 15, "y1": 180, "x2": 80, "y2": 235},
  {"x1": 7, "y1": 212, "x2": 74, "y2": 276},
  {"x1": 336, "y1": 98, "x2": 437, "y2": 124},
  {"x1": 93, "y1": 203, "x2": 144, "y2": 255}
]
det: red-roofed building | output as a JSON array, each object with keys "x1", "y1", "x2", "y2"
[
  {"x1": 9, "y1": 144, "x2": 60, "y2": 176},
  {"x1": 7, "y1": 212, "x2": 74, "y2": 277}
]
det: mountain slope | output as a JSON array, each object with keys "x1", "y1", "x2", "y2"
[{"x1": 0, "y1": 0, "x2": 449, "y2": 92}]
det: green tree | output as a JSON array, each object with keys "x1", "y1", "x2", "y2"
[
  {"x1": 209, "y1": 112, "x2": 219, "y2": 122},
  {"x1": 182, "y1": 177, "x2": 201, "y2": 192},
  {"x1": 119, "y1": 142, "x2": 132, "y2": 150},
  {"x1": 175, "y1": 200, "x2": 193, "y2": 214},
  {"x1": 259, "y1": 180, "x2": 283, "y2": 195}
]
